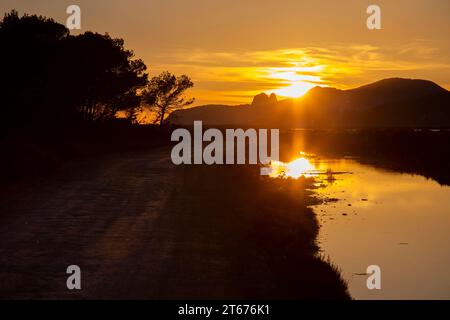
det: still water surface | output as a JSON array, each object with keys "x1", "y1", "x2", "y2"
[{"x1": 269, "y1": 154, "x2": 450, "y2": 299}]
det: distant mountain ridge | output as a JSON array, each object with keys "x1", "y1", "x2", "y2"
[{"x1": 169, "y1": 78, "x2": 450, "y2": 128}]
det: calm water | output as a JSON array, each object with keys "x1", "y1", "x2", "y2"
[{"x1": 269, "y1": 154, "x2": 450, "y2": 299}]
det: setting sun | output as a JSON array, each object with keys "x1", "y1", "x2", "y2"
[
  {"x1": 272, "y1": 81, "x2": 316, "y2": 98},
  {"x1": 267, "y1": 68, "x2": 322, "y2": 98}
]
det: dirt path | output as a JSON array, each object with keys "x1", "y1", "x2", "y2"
[{"x1": 0, "y1": 148, "x2": 179, "y2": 299}]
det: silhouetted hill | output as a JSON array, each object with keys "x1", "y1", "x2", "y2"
[
  {"x1": 343, "y1": 78, "x2": 447, "y2": 110},
  {"x1": 169, "y1": 78, "x2": 450, "y2": 128}
]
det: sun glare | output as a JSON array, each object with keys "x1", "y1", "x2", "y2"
[
  {"x1": 273, "y1": 81, "x2": 316, "y2": 98},
  {"x1": 266, "y1": 67, "x2": 322, "y2": 98},
  {"x1": 269, "y1": 157, "x2": 317, "y2": 179}
]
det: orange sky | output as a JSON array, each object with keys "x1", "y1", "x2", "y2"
[{"x1": 2, "y1": 0, "x2": 450, "y2": 105}]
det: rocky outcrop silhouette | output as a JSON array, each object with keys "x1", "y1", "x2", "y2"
[{"x1": 251, "y1": 93, "x2": 278, "y2": 106}]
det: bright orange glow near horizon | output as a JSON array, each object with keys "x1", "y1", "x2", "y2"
[
  {"x1": 268, "y1": 68, "x2": 323, "y2": 98},
  {"x1": 272, "y1": 81, "x2": 317, "y2": 98},
  {"x1": 147, "y1": 44, "x2": 450, "y2": 106},
  {"x1": 3, "y1": 0, "x2": 449, "y2": 106}
]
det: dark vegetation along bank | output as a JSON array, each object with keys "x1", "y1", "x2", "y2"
[
  {"x1": 158, "y1": 164, "x2": 350, "y2": 299},
  {"x1": 0, "y1": 123, "x2": 171, "y2": 185}
]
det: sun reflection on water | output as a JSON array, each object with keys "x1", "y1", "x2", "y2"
[{"x1": 268, "y1": 156, "x2": 318, "y2": 179}]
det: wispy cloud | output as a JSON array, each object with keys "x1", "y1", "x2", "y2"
[{"x1": 148, "y1": 41, "x2": 450, "y2": 105}]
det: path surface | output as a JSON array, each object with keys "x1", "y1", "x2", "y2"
[{"x1": 0, "y1": 148, "x2": 183, "y2": 299}]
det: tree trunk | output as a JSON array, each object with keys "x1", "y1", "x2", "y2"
[{"x1": 159, "y1": 107, "x2": 166, "y2": 127}]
